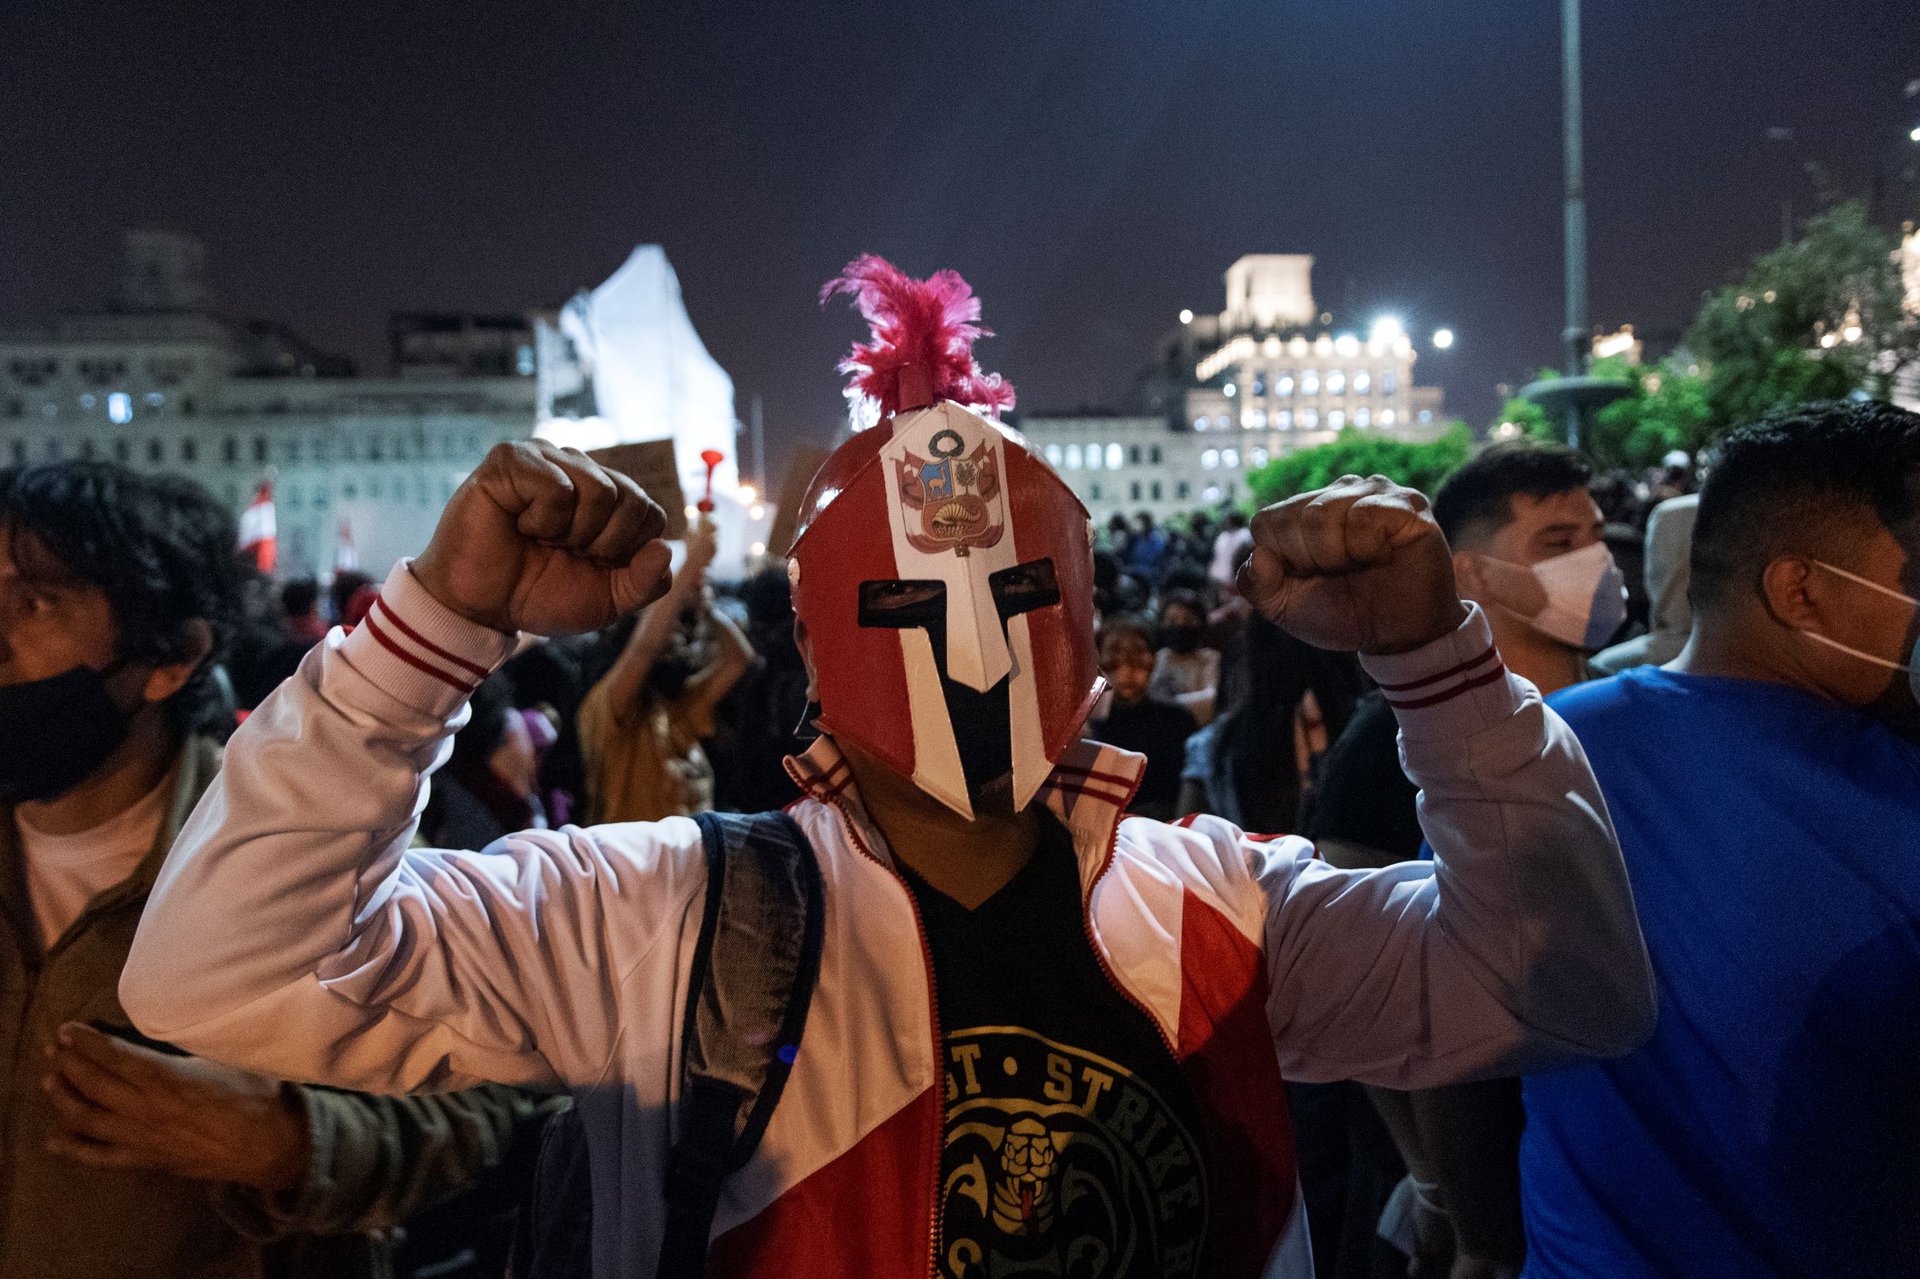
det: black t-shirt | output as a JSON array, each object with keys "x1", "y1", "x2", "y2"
[
  {"x1": 897, "y1": 816, "x2": 1210, "y2": 1279},
  {"x1": 1090, "y1": 697, "x2": 1198, "y2": 821},
  {"x1": 1305, "y1": 690, "x2": 1424, "y2": 861}
]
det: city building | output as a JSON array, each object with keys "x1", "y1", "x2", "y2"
[
  {"x1": 2, "y1": 232, "x2": 532, "y2": 578},
  {"x1": 1020, "y1": 253, "x2": 1449, "y2": 524}
]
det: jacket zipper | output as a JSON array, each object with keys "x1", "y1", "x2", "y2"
[
  {"x1": 820, "y1": 790, "x2": 946, "y2": 1279},
  {"x1": 1080, "y1": 820, "x2": 1178, "y2": 1060}
]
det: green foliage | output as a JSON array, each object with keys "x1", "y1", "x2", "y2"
[
  {"x1": 1686, "y1": 201, "x2": 1918, "y2": 431},
  {"x1": 1492, "y1": 358, "x2": 1715, "y2": 471},
  {"x1": 1246, "y1": 423, "x2": 1473, "y2": 507}
]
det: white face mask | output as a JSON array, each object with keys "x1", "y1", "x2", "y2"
[
  {"x1": 1799, "y1": 560, "x2": 1920, "y2": 704},
  {"x1": 1493, "y1": 542, "x2": 1629, "y2": 650}
]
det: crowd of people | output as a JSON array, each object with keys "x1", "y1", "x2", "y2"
[{"x1": 0, "y1": 396, "x2": 1913, "y2": 1276}]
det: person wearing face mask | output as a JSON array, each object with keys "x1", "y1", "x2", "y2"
[
  {"x1": 1148, "y1": 589, "x2": 1222, "y2": 724},
  {"x1": 1520, "y1": 401, "x2": 1920, "y2": 1279},
  {"x1": 575, "y1": 518, "x2": 754, "y2": 824},
  {"x1": 1303, "y1": 440, "x2": 1621, "y2": 1279},
  {"x1": 0, "y1": 462, "x2": 557, "y2": 1279}
]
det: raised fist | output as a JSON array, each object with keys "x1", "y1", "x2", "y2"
[
  {"x1": 413, "y1": 440, "x2": 673, "y2": 636},
  {"x1": 1238, "y1": 474, "x2": 1469, "y2": 655}
]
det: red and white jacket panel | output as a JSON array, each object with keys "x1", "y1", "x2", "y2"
[{"x1": 123, "y1": 563, "x2": 1655, "y2": 1279}]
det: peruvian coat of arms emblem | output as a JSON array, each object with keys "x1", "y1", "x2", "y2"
[{"x1": 894, "y1": 427, "x2": 1004, "y2": 557}]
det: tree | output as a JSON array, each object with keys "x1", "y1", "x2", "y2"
[
  {"x1": 1686, "y1": 201, "x2": 1919, "y2": 430},
  {"x1": 1246, "y1": 423, "x2": 1473, "y2": 507},
  {"x1": 1496, "y1": 358, "x2": 1715, "y2": 472}
]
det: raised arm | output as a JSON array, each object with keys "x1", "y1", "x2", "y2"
[
  {"x1": 123, "y1": 443, "x2": 690, "y2": 1093},
  {"x1": 595, "y1": 520, "x2": 717, "y2": 726},
  {"x1": 1230, "y1": 477, "x2": 1654, "y2": 1088}
]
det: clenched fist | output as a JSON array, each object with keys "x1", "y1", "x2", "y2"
[
  {"x1": 413, "y1": 440, "x2": 673, "y2": 636},
  {"x1": 1238, "y1": 475, "x2": 1469, "y2": 655}
]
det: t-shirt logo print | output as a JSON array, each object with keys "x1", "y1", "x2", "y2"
[
  {"x1": 939, "y1": 1028, "x2": 1208, "y2": 1279},
  {"x1": 897, "y1": 427, "x2": 1003, "y2": 558}
]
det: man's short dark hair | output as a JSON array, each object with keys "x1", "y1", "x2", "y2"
[
  {"x1": 0, "y1": 461, "x2": 244, "y2": 734},
  {"x1": 1691, "y1": 400, "x2": 1920, "y2": 613},
  {"x1": 280, "y1": 577, "x2": 320, "y2": 618},
  {"x1": 1431, "y1": 441, "x2": 1593, "y2": 547}
]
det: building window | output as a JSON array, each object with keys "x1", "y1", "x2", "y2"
[
  {"x1": 1089, "y1": 483, "x2": 1103, "y2": 501},
  {"x1": 1084, "y1": 444, "x2": 1102, "y2": 470},
  {"x1": 107, "y1": 392, "x2": 132, "y2": 424},
  {"x1": 180, "y1": 397, "x2": 196, "y2": 415},
  {"x1": 9, "y1": 441, "x2": 23, "y2": 464},
  {"x1": 147, "y1": 439, "x2": 162, "y2": 463},
  {"x1": 285, "y1": 484, "x2": 301, "y2": 509},
  {"x1": 114, "y1": 439, "x2": 129, "y2": 462},
  {"x1": 223, "y1": 438, "x2": 237, "y2": 463},
  {"x1": 1382, "y1": 372, "x2": 1398, "y2": 394},
  {"x1": 1276, "y1": 374, "x2": 1294, "y2": 397},
  {"x1": 1418, "y1": 409, "x2": 1433, "y2": 423},
  {"x1": 1276, "y1": 410, "x2": 1293, "y2": 430},
  {"x1": 44, "y1": 439, "x2": 61, "y2": 460},
  {"x1": 1355, "y1": 408, "x2": 1372, "y2": 428},
  {"x1": 1130, "y1": 481, "x2": 1142, "y2": 501},
  {"x1": 1251, "y1": 374, "x2": 1266, "y2": 396},
  {"x1": 182, "y1": 439, "x2": 197, "y2": 462},
  {"x1": 1222, "y1": 448, "x2": 1239, "y2": 468},
  {"x1": 1131, "y1": 445, "x2": 1143, "y2": 464},
  {"x1": 4, "y1": 400, "x2": 18, "y2": 418},
  {"x1": 1302, "y1": 410, "x2": 1319, "y2": 429},
  {"x1": 144, "y1": 391, "x2": 165, "y2": 408},
  {"x1": 1246, "y1": 409, "x2": 1266, "y2": 430},
  {"x1": 1353, "y1": 371, "x2": 1371, "y2": 394},
  {"x1": 79, "y1": 439, "x2": 95, "y2": 460},
  {"x1": 1201, "y1": 449, "x2": 1219, "y2": 470},
  {"x1": 1301, "y1": 372, "x2": 1320, "y2": 396},
  {"x1": 1150, "y1": 481, "x2": 1162, "y2": 500},
  {"x1": 1326, "y1": 371, "x2": 1345, "y2": 395},
  {"x1": 1328, "y1": 410, "x2": 1345, "y2": 429},
  {"x1": 1176, "y1": 481, "x2": 1190, "y2": 500},
  {"x1": 1105, "y1": 443, "x2": 1123, "y2": 469},
  {"x1": 1149, "y1": 445, "x2": 1162, "y2": 464},
  {"x1": 1065, "y1": 444, "x2": 1082, "y2": 470},
  {"x1": 1250, "y1": 448, "x2": 1269, "y2": 467},
  {"x1": 254, "y1": 436, "x2": 268, "y2": 462},
  {"x1": 1045, "y1": 444, "x2": 1062, "y2": 465},
  {"x1": 1203, "y1": 484, "x2": 1221, "y2": 503},
  {"x1": 1380, "y1": 409, "x2": 1397, "y2": 426},
  {"x1": 79, "y1": 393, "x2": 96, "y2": 410},
  {"x1": 1191, "y1": 416, "x2": 1208, "y2": 432},
  {"x1": 343, "y1": 482, "x2": 358, "y2": 499}
]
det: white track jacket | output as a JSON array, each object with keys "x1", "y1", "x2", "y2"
[{"x1": 123, "y1": 563, "x2": 1654, "y2": 1278}]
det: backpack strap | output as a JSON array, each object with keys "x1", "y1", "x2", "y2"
[{"x1": 657, "y1": 810, "x2": 824, "y2": 1279}]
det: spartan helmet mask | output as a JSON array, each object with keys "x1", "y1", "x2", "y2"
[{"x1": 788, "y1": 257, "x2": 1102, "y2": 818}]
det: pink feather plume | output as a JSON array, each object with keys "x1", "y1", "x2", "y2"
[{"x1": 821, "y1": 255, "x2": 1016, "y2": 419}]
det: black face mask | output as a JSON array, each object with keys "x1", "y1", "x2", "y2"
[
  {"x1": 0, "y1": 662, "x2": 136, "y2": 805},
  {"x1": 1162, "y1": 622, "x2": 1205, "y2": 655}
]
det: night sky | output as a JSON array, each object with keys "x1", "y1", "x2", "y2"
[{"x1": 5, "y1": 0, "x2": 1916, "y2": 473}]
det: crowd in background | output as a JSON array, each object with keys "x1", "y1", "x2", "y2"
[{"x1": 4, "y1": 398, "x2": 1916, "y2": 1278}]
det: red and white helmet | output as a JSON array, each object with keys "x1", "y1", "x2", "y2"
[{"x1": 789, "y1": 257, "x2": 1101, "y2": 818}]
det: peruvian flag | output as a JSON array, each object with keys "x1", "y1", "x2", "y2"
[
  {"x1": 238, "y1": 481, "x2": 277, "y2": 574},
  {"x1": 333, "y1": 519, "x2": 359, "y2": 573}
]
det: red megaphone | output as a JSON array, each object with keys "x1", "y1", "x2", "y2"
[{"x1": 697, "y1": 450, "x2": 724, "y2": 514}]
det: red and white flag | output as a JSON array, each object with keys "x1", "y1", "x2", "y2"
[
  {"x1": 333, "y1": 519, "x2": 359, "y2": 573},
  {"x1": 238, "y1": 481, "x2": 277, "y2": 574}
]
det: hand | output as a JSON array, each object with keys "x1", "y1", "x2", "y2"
[
  {"x1": 412, "y1": 440, "x2": 674, "y2": 636},
  {"x1": 1238, "y1": 475, "x2": 1469, "y2": 655},
  {"x1": 42, "y1": 1022, "x2": 309, "y2": 1191},
  {"x1": 685, "y1": 519, "x2": 719, "y2": 576}
]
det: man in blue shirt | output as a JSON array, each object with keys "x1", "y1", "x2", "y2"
[{"x1": 1522, "y1": 401, "x2": 1920, "y2": 1277}]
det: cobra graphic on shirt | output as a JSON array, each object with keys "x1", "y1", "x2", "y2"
[{"x1": 938, "y1": 1026, "x2": 1208, "y2": 1279}]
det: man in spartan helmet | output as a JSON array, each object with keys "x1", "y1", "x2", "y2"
[{"x1": 126, "y1": 256, "x2": 1654, "y2": 1278}]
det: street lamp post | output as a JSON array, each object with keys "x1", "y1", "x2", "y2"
[{"x1": 1562, "y1": 0, "x2": 1587, "y2": 448}]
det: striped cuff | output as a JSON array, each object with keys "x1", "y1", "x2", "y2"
[
  {"x1": 337, "y1": 561, "x2": 520, "y2": 717},
  {"x1": 1359, "y1": 603, "x2": 1528, "y2": 742}
]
